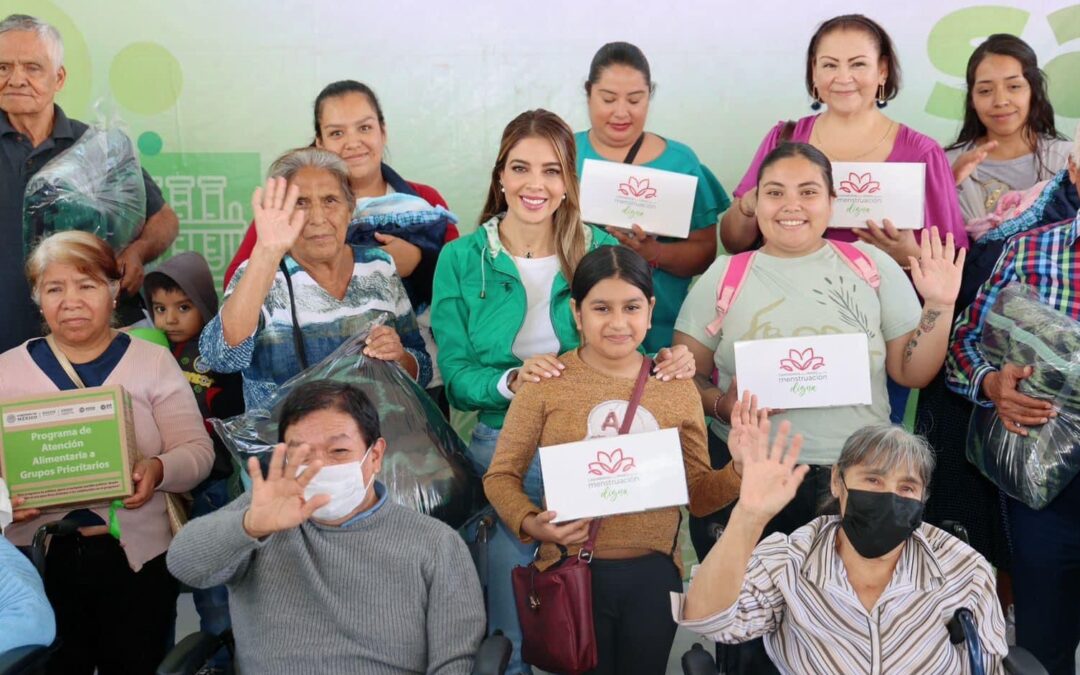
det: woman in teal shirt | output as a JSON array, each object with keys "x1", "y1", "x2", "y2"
[{"x1": 576, "y1": 41, "x2": 730, "y2": 352}]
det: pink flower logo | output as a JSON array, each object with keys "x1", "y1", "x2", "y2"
[
  {"x1": 588, "y1": 448, "x2": 636, "y2": 475},
  {"x1": 838, "y1": 172, "x2": 881, "y2": 194},
  {"x1": 618, "y1": 176, "x2": 658, "y2": 199},
  {"x1": 779, "y1": 348, "x2": 826, "y2": 372}
]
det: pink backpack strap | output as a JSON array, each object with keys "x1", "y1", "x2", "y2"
[
  {"x1": 706, "y1": 252, "x2": 755, "y2": 336},
  {"x1": 827, "y1": 240, "x2": 880, "y2": 289}
]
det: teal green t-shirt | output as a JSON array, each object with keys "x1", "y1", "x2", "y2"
[
  {"x1": 674, "y1": 242, "x2": 922, "y2": 465},
  {"x1": 575, "y1": 130, "x2": 730, "y2": 353}
]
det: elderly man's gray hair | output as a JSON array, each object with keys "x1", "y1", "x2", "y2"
[
  {"x1": 267, "y1": 147, "x2": 355, "y2": 205},
  {"x1": 0, "y1": 15, "x2": 64, "y2": 69},
  {"x1": 836, "y1": 424, "x2": 936, "y2": 498}
]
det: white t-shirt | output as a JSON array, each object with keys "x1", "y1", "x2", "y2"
[{"x1": 511, "y1": 255, "x2": 561, "y2": 362}]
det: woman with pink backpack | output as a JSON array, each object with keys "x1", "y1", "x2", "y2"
[
  {"x1": 675, "y1": 141, "x2": 964, "y2": 535},
  {"x1": 673, "y1": 142, "x2": 966, "y2": 671}
]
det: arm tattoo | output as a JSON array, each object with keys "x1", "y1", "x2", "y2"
[{"x1": 903, "y1": 309, "x2": 943, "y2": 363}]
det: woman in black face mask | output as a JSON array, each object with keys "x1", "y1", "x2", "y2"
[{"x1": 673, "y1": 393, "x2": 1008, "y2": 674}]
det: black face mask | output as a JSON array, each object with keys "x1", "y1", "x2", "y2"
[{"x1": 840, "y1": 488, "x2": 924, "y2": 559}]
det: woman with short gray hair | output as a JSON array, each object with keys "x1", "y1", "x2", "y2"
[
  {"x1": 199, "y1": 147, "x2": 431, "y2": 412},
  {"x1": 674, "y1": 393, "x2": 1007, "y2": 674}
]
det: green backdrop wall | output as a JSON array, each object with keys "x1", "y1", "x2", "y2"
[{"x1": 17, "y1": 1, "x2": 1080, "y2": 288}]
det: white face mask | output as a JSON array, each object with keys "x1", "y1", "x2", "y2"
[{"x1": 299, "y1": 451, "x2": 375, "y2": 522}]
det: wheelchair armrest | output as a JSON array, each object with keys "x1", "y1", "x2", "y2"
[
  {"x1": 471, "y1": 633, "x2": 511, "y2": 675},
  {"x1": 681, "y1": 643, "x2": 719, "y2": 675},
  {"x1": 1004, "y1": 646, "x2": 1049, "y2": 675},
  {"x1": 0, "y1": 644, "x2": 53, "y2": 675},
  {"x1": 156, "y1": 631, "x2": 223, "y2": 675}
]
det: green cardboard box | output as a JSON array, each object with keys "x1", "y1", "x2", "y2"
[{"x1": 0, "y1": 385, "x2": 137, "y2": 510}]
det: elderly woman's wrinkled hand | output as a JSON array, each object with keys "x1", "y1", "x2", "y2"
[
  {"x1": 243, "y1": 444, "x2": 329, "y2": 539},
  {"x1": 909, "y1": 227, "x2": 965, "y2": 307},
  {"x1": 252, "y1": 176, "x2": 306, "y2": 258},
  {"x1": 363, "y1": 325, "x2": 406, "y2": 362},
  {"x1": 733, "y1": 416, "x2": 808, "y2": 524}
]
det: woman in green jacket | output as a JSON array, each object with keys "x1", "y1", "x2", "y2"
[{"x1": 431, "y1": 109, "x2": 694, "y2": 674}]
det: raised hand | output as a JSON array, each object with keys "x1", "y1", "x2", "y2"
[
  {"x1": 909, "y1": 227, "x2": 965, "y2": 307},
  {"x1": 252, "y1": 176, "x2": 305, "y2": 259},
  {"x1": 242, "y1": 444, "x2": 329, "y2": 539},
  {"x1": 728, "y1": 390, "x2": 769, "y2": 476},
  {"x1": 733, "y1": 416, "x2": 808, "y2": 523},
  {"x1": 654, "y1": 343, "x2": 696, "y2": 381},
  {"x1": 952, "y1": 140, "x2": 999, "y2": 186}
]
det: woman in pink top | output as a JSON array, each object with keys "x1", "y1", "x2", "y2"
[
  {"x1": 720, "y1": 14, "x2": 966, "y2": 262},
  {"x1": 2, "y1": 231, "x2": 213, "y2": 673}
]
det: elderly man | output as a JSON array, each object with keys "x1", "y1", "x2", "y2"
[
  {"x1": 0, "y1": 14, "x2": 179, "y2": 351},
  {"x1": 167, "y1": 380, "x2": 484, "y2": 674},
  {"x1": 946, "y1": 131, "x2": 1080, "y2": 674}
]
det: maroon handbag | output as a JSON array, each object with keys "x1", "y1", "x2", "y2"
[{"x1": 511, "y1": 357, "x2": 652, "y2": 674}]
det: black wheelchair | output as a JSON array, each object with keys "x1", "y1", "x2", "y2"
[
  {"x1": 0, "y1": 517, "x2": 511, "y2": 675},
  {"x1": 0, "y1": 519, "x2": 80, "y2": 675}
]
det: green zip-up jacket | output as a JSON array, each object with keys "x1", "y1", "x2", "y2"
[{"x1": 431, "y1": 217, "x2": 618, "y2": 429}]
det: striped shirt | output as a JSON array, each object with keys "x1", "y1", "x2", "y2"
[
  {"x1": 947, "y1": 214, "x2": 1080, "y2": 404},
  {"x1": 672, "y1": 516, "x2": 1006, "y2": 675},
  {"x1": 200, "y1": 245, "x2": 431, "y2": 411}
]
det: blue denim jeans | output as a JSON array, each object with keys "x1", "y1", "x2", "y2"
[
  {"x1": 466, "y1": 422, "x2": 543, "y2": 675},
  {"x1": 190, "y1": 478, "x2": 234, "y2": 670}
]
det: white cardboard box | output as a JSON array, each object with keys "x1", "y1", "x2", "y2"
[
  {"x1": 539, "y1": 427, "x2": 688, "y2": 522},
  {"x1": 580, "y1": 159, "x2": 698, "y2": 239}
]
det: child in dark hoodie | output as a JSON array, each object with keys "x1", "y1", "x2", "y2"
[{"x1": 144, "y1": 252, "x2": 243, "y2": 670}]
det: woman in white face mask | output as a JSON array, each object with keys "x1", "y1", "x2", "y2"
[{"x1": 673, "y1": 395, "x2": 1008, "y2": 674}]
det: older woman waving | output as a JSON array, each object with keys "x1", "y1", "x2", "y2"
[
  {"x1": 200, "y1": 148, "x2": 430, "y2": 412},
  {"x1": 1, "y1": 231, "x2": 213, "y2": 673}
]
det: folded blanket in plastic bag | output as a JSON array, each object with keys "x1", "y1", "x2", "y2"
[
  {"x1": 212, "y1": 317, "x2": 483, "y2": 528},
  {"x1": 23, "y1": 125, "x2": 146, "y2": 256},
  {"x1": 966, "y1": 283, "x2": 1080, "y2": 509}
]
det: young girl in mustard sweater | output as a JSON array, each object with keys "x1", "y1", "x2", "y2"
[{"x1": 484, "y1": 246, "x2": 741, "y2": 675}]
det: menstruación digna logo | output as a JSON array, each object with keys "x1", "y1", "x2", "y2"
[
  {"x1": 588, "y1": 448, "x2": 636, "y2": 476},
  {"x1": 838, "y1": 173, "x2": 882, "y2": 195},
  {"x1": 926, "y1": 4, "x2": 1080, "y2": 120},
  {"x1": 618, "y1": 177, "x2": 658, "y2": 199},
  {"x1": 779, "y1": 348, "x2": 826, "y2": 373}
]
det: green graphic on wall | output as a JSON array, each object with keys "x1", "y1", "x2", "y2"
[
  {"x1": 139, "y1": 134, "x2": 259, "y2": 291},
  {"x1": 926, "y1": 4, "x2": 1080, "y2": 120}
]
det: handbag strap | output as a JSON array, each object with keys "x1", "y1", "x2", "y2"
[
  {"x1": 45, "y1": 334, "x2": 87, "y2": 389},
  {"x1": 622, "y1": 133, "x2": 646, "y2": 164},
  {"x1": 580, "y1": 356, "x2": 653, "y2": 559},
  {"x1": 278, "y1": 258, "x2": 310, "y2": 370}
]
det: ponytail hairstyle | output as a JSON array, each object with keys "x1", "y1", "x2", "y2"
[
  {"x1": 480, "y1": 109, "x2": 587, "y2": 281},
  {"x1": 757, "y1": 142, "x2": 837, "y2": 197}
]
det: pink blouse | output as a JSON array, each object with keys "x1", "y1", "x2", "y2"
[
  {"x1": 734, "y1": 115, "x2": 968, "y2": 248},
  {"x1": 0, "y1": 337, "x2": 214, "y2": 571}
]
